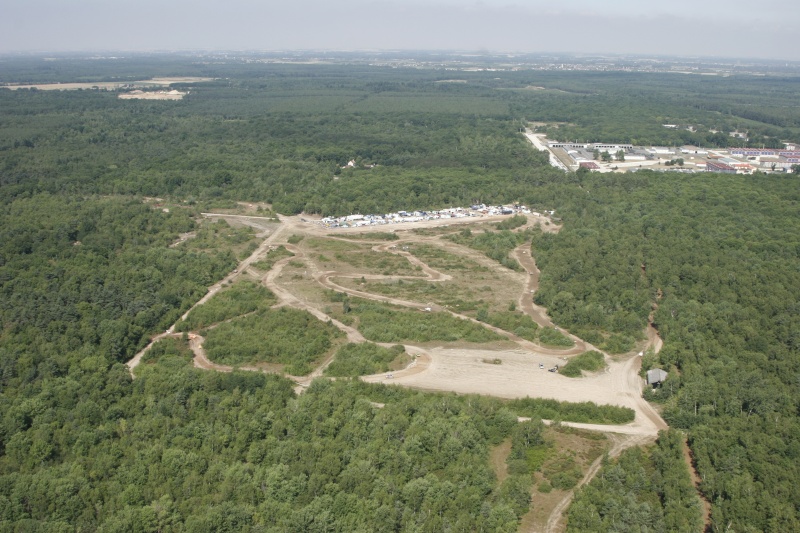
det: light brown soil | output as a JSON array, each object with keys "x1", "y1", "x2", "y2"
[
  {"x1": 4, "y1": 77, "x2": 213, "y2": 91},
  {"x1": 520, "y1": 428, "x2": 610, "y2": 533},
  {"x1": 126, "y1": 211, "x2": 669, "y2": 533},
  {"x1": 490, "y1": 438, "x2": 512, "y2": 485},
  {"x1": 683, "y1": 434, "x2": 713, "y2": 530}
]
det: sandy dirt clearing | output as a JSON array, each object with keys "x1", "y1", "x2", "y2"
[
  {"x1": 126, "y1": 210, "x2": 670, "y2": 533},
  {"x1": 4, "y1": 77, "x2": 213, "y2": 91}
]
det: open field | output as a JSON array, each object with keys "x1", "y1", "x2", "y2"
[
  {"x1": 127, "y1": 210, "x2": 667, "y2": 434},
  {"x1": 126, "y1": 209, "x2": 667, "y2": 531},
  {"x1": 2, "y1": 77, "x2": 213, "y2": 90}
]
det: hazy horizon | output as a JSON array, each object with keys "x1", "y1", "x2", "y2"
[{"x1": 2, "y1": 0, "x2": 799, "y2": 61}]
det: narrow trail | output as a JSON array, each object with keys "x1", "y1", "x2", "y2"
[
  {"x1": 683, "y1": 435, "x2": 713, "y2": 531},
  {"x1": 126, "y1": 214, "x2": 287, "y2": 374},
  {"x1": 537, "y1": 327, "x2": 668, "y2": 533},
  {"x1": 544, "y1": 433, "x2": 656, "y2": 533},
  {"x1": 126, "y1": 212, "x2": 672, "y2": 533}
]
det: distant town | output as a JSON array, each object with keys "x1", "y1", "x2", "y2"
[{"x1": 527, "y1": 130, "x2": 800, "y2": 174}]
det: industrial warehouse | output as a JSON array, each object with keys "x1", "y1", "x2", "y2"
[{"x1": 526, "y1": 130, "x2": 799, "y2": 174}]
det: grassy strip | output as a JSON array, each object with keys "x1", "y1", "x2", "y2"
[
  {"x1": 508, "y1": 397, "x2": 635, "y2": 425},
  {"x1": 538, "y1": 327, "x2": 574, "y2": 348},
  {"x1": 324, "y1": 342, "x2": 409, "y2": 377},
  {"x1": 559, "y1": 351, "x2": 606, "y2": 377},
  {"x1": 251, "y1": 245, "x2": 295, "y2": 272},
  {"x1": 350, "y1": 299, "x2": 505, "y2": 343},
  {"x1": 447, "y1": 228, "x2": 536, "y2": 271},
  {"x1": 480, "y1": 310, "x2": 539, "y2": 342},
  {"x1": 177, "y1": 280, "x2": 276, "y2": 331},
  {"x1": 203, "y1": 307, "x2": 344, "y2": 375},
  {"x1": 328, "y1": 231, "x2": 399, "y2": 241},
  {"x1": 495, "y1": 214, "x2": 528, "y2": 231}
]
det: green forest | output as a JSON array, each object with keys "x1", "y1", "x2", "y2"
[{"x1": 1, "y1": 54, "x2": 799, "y2": 531}]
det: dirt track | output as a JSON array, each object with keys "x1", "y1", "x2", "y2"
[{"x1": 126, "y1": 211, "x2": 669, "y2": 532}]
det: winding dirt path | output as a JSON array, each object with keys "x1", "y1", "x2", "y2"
[
  {"x1": 683, "y1": 435, "x2": 713, "y2": 530},
  {"x1": 126, "y1": 211, "x2": 671, "y2": 533},
  {"x1": 544, "y1": 432, "x2": 656, "y2": 533}
]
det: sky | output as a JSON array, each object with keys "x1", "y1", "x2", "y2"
[{"x1": 2, "y1": 0, "x2": 799, "y2": 60}]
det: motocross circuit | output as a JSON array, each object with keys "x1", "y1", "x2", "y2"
[{"x1": 127, "y1": 208, "x2": 669, "y2": 533}]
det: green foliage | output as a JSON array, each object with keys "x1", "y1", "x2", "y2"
[
  {"x1": 349, "y1": 300, "x2": 505, "y2": 343},
  {"x1": 527, "y1": 446, "x2": 554, "y2": 474},
  {"x1": 482, "y1": 310, "x2": 539, "y2": 342},
  {"x1": 331, "y1": 231, "x2": 399, "y2": 241},
  {"x1": 600, "y1": 333, "x2": 635, "y2": 354},
  {"x1": 177, "y1": 280, "x2": 276, "y2": 331},
  {"x1": 542, "y1": 454, "x2": 583, "y2": 490},
  {"x1": 559, "y1": 351, "x2": 606, "y2": 377},
  {"x1": 203, "y1": 307, "x2": 344, "y2": 374},
  {"x1": 250, "y1": 244, "x2": 294, "y2": 272},
  {"x1": 0, "y1": 195, "x2": 234, "y2": 373},
  {"x1": 537, "y1": 327, "x2": 574, "y2": 348},
  {"x1": 506, "y1": 419, "x2": 547, "y2": 477},
  {"x1": 0, "y1": 351, "x2": 535, "y2": 532},
  {"x1": 286, "y1": 234, "x2": 304, "y2": 245},
  {"x1": 495, "y1": 214, "x2": 528, "y2": 230},
  {"x1": 2, "y1": 57, "x2": 799, "y2": 531},
  {"x1": 532, "y1": 171, "x2": 800, "y2": 530},
  {"x1": 448, "y1": 228, "x2": 534, "y2": 271},
  {"x1": 324, "y1": 342, "x2": 409, "y2": 377},
  {"x1": 507, "y1": 398, "x2": 635, "y2": 425},
  {"x1": 409, "y1": 243, "x2": 487, "y2": 272},
  {"x1": 568, "y1": 430, "x2": 703, "y2": 532},
  {"x1": 141, "y1": 337, "x2": 193, "y2": 367}
]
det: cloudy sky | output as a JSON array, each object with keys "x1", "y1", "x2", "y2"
[{"x1": 2, "y1": 0, "x2": 798, "y2": 60}]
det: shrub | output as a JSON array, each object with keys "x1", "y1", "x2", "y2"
[{"x1": 559, "y1": 351, "x2": 606, "y2": 378}]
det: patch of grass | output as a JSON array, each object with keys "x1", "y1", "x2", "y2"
[
  {"x1": 324, "y1": 342, "x2": 409, "y2": 377},
  {"x1": 310, "y1": 237, "x2": 417, "y2": 275},
  {"x1": 332, "y1": 249, "x2": 417, "y2": 275},
  {"x1": 537, "y1": 327, "x2": 574, "y2": 348},
  {"x1": 287, "y1": 234, "x2": 304, "y2": 244},
  {"x1": 495, "y1": 214, "x2": 528, "y2": 231},
  {"x1": 329, "y1": 231, "x2": 399, "y2": 241},
  {"x1": 409, "y1": 243, "x2": 487, "y2": 272},
  {"x1": 527, "y1": 445, "x2": 555, "y2": 473},
  {"x1": 481, "y1": 310, "x2": 539, "y2": 342},
  {"x1": 542, "y1": 453, "x2": 582, "y2": 490},
  {"x1": 349, "y1": 299, "x2": 505, "y2": 344},
  {"x1": 507, "y1": 397, "x2": 635, "y2": 425},
  {"x1": 446, "y1": 228, "x2": 535, "y2": 271},
  {"x1": 305, "y1": 237, "x2": 362, "y2": 252},
  {"x1": 177, "y1": 280, "x2": 276, "y2": 331},
  {"x1": 183, "y1": 218, "x2": 258, "y2": 255},
  {"x1": 251, "y1": 245, "x2": 294, "y2": 272},
  {"x1": 203, "y1": 307, "x2": 344, "y2": 374},
  {"x1": 559, "y1": 351, "x2": 606, "y2": 377}
]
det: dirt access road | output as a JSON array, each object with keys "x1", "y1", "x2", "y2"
[
  {"x1": 129, "y1": 210, "x2": 666, "y2": 437},
  {"x1": 126, "y1": 210, "x2": 669, "y2": 533}
]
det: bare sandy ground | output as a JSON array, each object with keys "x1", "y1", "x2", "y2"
[
  {"x1": 126, "y1": 210, "x2": 669, "y2": 532},
  {"x1": 3, "y1": 77, "x2": 213, "y2": 91},
  {"x1": 129, "y1": 212, "x2": 661, "y2": 439},
  {"x1": 118, "y1": 90, "x2": 186, "y2": 100}
]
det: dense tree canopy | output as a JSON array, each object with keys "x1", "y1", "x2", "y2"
[{"x1": 1, "y1": 54, "x2": 798, "y2": 531}]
